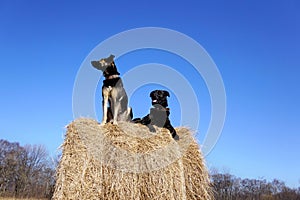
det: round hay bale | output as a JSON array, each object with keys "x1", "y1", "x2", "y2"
[{"x1": 53, "y1": 118, "x2": 213, "y2": 200}]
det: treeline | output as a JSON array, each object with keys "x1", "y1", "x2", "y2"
[
  {"x1": 0, "y1": 139, "x2": 56, "y2": 199},
  {"x1": 211, "y1": 170, "x2": 300, "y2": 200},
  {"x1": 2, "y1": 138, "x2": 300, "y2": 200}
]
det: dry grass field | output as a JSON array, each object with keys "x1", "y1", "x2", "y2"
[{"x1": 0, "y1": 198, "x2": 47, "y2": 200}]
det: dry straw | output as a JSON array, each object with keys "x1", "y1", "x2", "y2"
[{"x1": 53, "y1": 118, "x2": 213, "y2": 200}]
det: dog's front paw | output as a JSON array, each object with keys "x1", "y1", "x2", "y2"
[
  {"x1": 148, "y1": 125, "x2": 156, "y2": 132},
  {"x1": 173, "y1": 134, "x2": 179, "y2": 141},
  {"x1": 112, "y1": 121, "x2": 118, "y2": 125},
  {"x1": 99, "y1": 121, "x2": 106, "y2": 126}
]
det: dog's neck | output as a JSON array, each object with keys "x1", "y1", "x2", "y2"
[
  {"x1": 106, "y1": 74, "x2": 119, "y2": 80},
  {"x1": 152, "y1": 106, "x2": 169, "y2": 111}
]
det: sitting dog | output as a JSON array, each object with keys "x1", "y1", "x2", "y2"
[
  {"x1": 133, "y1": 90, "x2": 179, "y2": 140},
  {"x1": 91, "y1": 54, "x2": 132, "y2": 125}
]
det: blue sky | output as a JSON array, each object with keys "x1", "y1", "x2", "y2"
[{"x1": 1, "y1": 0, "x2": 299, "y2": 187}]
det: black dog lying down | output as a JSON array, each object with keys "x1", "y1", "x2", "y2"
[{"x1": 133, "y1": 90, "x2": 179, "y2": 140}]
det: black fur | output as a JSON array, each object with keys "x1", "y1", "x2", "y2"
[
  {"x1": 103, "y1": 77, "x2": 122, "y2": 88},
  {"x1": 133, "y1": 90, "x2": 179, "y2": 140}
]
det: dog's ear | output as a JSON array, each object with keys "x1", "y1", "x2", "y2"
[
  {"x1": 150, "y1": 90, "x2": 156, "y2": 98},
  {"x1": 91, "y1": 61, "x2": 104, "y2": 71},
  {"x1": 107, "y1": 54, "x2": 115, "y2": 63},
  {"x1": 163, "y1": 90, "x2": 170, "y2": 97}
]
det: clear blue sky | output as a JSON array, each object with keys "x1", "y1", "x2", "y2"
[{"x1": 1, "y1": 0, "x2": 299, "y2": 187}]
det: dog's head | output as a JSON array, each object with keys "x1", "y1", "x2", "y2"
[
  {"x1": 150, "y1": 90, "x2": 170, "y2": 108},
  {"x1": 91, "y1": 54, "x2": 120, "y2": 78}
]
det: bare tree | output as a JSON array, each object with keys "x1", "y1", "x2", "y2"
[
  {"x1": 211, "y1": 169, "x2": 300, "y2": 200},
  {"x1": 0, "y1": 139, "x2": 55, "y2": 199},
  {"x1": 0, "y1": 139, "x2": 26, "y2": 196}
]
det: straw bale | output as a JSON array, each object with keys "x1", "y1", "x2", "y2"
[{"x1": 53, "y1": 118, "x2": 213, "y2": 200}]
